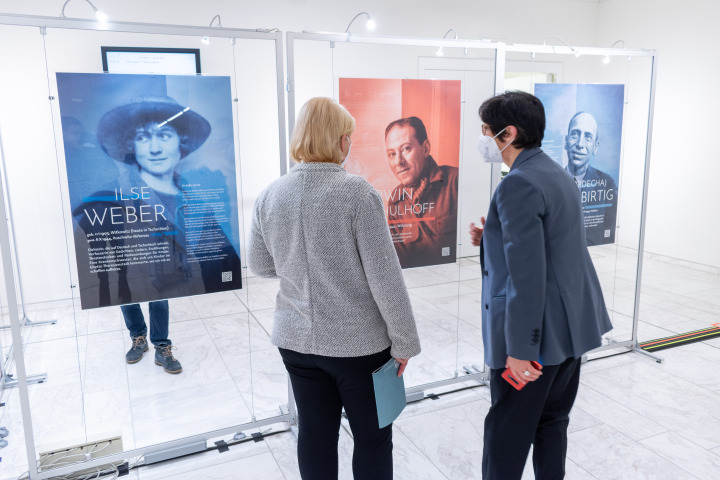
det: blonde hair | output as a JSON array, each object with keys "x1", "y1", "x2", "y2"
[{"x1": 290, "y1": 97, "x2": 355, "y2": 164}]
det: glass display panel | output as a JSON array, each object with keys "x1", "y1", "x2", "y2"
[
  {"x1": 505, "y1": 50, "x2": 655, "y2": 350},
  {"x1": 290, "y1": 39, "x2": 499, "y2": 392},
  {"x1": 0, "y1": 23, "x2": 285, "y2": 476}
]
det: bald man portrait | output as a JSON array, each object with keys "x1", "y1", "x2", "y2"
[{"x1": 564, "y1": 112, "x2": 618, "y2": 246}]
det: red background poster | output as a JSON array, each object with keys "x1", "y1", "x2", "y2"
[{"x1": 340, "y1": 78, "x2": 461, "y2": 268}]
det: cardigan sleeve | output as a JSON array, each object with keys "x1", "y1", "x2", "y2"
[
  {"x1": 247, "y1": 194, "x2": 277, "y2": 278},
  {"x1": 354, "y1": 189, "x2": 421, "y2": 359}
]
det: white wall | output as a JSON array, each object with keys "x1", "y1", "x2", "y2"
[
  {"x1": 5, "y1": 0, "x2": 715, "y2": 304},
  {"x1": 597, "y1": 0, "x2": 720, "y2": 269},
  {"x1": 0, "y1": 0, "x2": 605, "y2": 304}
]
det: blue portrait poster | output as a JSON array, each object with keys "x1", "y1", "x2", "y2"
[
  {"x1": 56, "y1": 73, "x2": 242, "y2": 309},
  {"x1": 534, "y1": 83, "x2": 624, "y2": 246}
]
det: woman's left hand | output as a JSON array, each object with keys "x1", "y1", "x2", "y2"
[{"x1": 395, "y1": 358, "x2": 409, "y2": 377}]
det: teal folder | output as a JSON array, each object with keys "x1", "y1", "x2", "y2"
[{"x1": 372, "y1": 358, "x2": 407, "y2": 428}]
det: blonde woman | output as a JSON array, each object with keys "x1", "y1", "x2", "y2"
[{"x1": 248, "y1": 97, "x2": 420, "y2": 480}]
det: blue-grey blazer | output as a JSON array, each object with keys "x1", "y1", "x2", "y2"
[{"x1": 481, "y1": 147, "x2": 613, "y2": 369}]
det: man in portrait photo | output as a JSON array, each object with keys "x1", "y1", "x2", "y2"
[
  {"x1": 384, "y1": 116, "x2": 459, "y2": 268},
  {"x1": 564, "y1": 111, "x2": 618, "y2": 245}
]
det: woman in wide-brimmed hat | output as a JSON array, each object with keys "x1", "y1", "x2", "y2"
[
  {"x1": 97, "y1": 95, "x2": 211, "y2": 195},
  {"x1": 83, "y1": 96, "x2": 242, "y2": 375}
]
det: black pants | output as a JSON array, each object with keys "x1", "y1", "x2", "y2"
[
  {"x1": 279, "y1": 347, "x2": 393, "y2": 480},
  {"x1": 482, "y1": 356, "x2": 581, "y2": 480}
]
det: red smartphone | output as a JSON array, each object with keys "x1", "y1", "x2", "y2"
[{"x1": 501, "y1": 361, "x2": 542, "y2": 391}]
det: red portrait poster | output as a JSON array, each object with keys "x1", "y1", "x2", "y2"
[{"x1": 339, "y1": 78, "x2": 461, "y2": 269}]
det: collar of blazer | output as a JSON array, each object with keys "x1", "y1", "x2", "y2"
[{"x1": 509, "y1": 147, "x2": 543, "y2": 172}]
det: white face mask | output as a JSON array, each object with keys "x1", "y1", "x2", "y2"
[{"x1": 476, "y1": 127, "x2": 513, "y2": 163}]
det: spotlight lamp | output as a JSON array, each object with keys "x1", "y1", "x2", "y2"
[
  {"x1": 603, "y1": 40, "x2": 627, "y2": 64},
  {"x1": 345, "y1": 12, "x2": 376, "y2": 34},
  {"x1": 543, "y1": 35, "x2": 580, "y2": 57},
  {"x1": 60, "y1": 0, "x2": 108, "y2": 22},
  {"x1": 436, "y1": 28, "x2": 458, "y2": 57},
  {"x1": 200, "y1": 14, "x2": 223, "y2": 45}
]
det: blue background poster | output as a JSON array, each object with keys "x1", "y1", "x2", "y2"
[
  {"x1": 535, "y1": 83, "x2": 625, "y2": 246},
  {"x1": 57, "y1": 73, "x2": 242, "y2": 309}
]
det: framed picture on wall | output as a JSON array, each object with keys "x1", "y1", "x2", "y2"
[{"x1": 101, "y1": 46, "x2": 202, "y2": 75}]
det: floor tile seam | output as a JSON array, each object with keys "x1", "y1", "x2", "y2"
[
  {"x1": 229, "y1": 377, "x2": 254, "y2": 414},
  {"x1": 388, "y1": 425, "x2": 451, "y2": 480},
  {"x1": 581, "y1": 374, "x2": 720, "y2": 433},
  {"x1": 262, "y1": 432, "x2": 293, "y2": 480},
  {"x1": 567, "y1": 459, "x2": 601, "y2": 480},
  {"x1": 575, "y1": 381, "x2": 667, "y2": 432},
  {"x1": 586, "y1": 352, "x2": 720, "y2": 397},
  {"x1": 248, "y1": 311, "x2": 272, "y2": 338},
  {"x1": 578, "y1": 353, "x2": 636, "y2": 373},
  {"x1": 185, "y1": 309, "x2": 250, "y2": 323},
  {"x1": 565, "y1": 422, "x2": 654, "y2": 462},
  {"x1": 198, "y1": 316, "x2": 247, "y2": 397},
  {"x1": 396, "y1": 394, "x2": 487, "y2": 423},
  {"x1": 136, "y1": 447, "x2": 275, "y2": 480},
  {"x1": 638, "y1": 428, "x2": 720, "y2": 454},
  {"x1": 630, "y1": 438, "x2": 708, "y2": 480}
]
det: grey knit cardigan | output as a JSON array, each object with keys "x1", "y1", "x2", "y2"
[{"x1": 248, "y1": 162, "x2": 421, "y2": 359}]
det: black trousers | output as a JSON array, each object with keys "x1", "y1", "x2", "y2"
[
  {"x1": 482, "y1": 356, "x2": 581, "y2": 480},
  {"x1": 279, "y1": 347, "x2": 393, "y2": 480}
]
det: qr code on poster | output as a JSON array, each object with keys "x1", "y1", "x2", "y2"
[
  {"x1": 222, "y1": 271, "x2": 232, "y2": 282},
  {"x1": 604, "y1": 229, "x2": 611, "y2": 238},
  {"x1": 441, "y1": 247, "x2": 450, "y2": 257}
]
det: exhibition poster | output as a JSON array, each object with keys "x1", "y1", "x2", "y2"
[
  {"x1": 339, "y1": 78, "x2": 461, "y2": 269},
  {"x1": 56, "y1": 73, "x2": 242, "y2": 309},
  {"x1": 534, "y1": 83, "x2": 624, "y2": 246}
]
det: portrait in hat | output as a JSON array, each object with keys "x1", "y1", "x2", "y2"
[
  {"x1": 57, "y1": 73, "x2": 242, "y2": 311},
  {"x1": 96, "y1": 96, "x2": 211, "y2": 195}
]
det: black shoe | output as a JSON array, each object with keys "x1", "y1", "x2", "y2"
[
  {"x1": 126, "y1": 335, "x2": 148, "y2": 364},
  {"x1": 155, "y1": 345, "x2": 182, "y2": 374}
]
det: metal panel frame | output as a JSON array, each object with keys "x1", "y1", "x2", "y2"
[
  {"x1": 0, "y1": 14, "x2": 291, "y2": 480},
  {"x1": 0, "y1": 18, "x2": 659, "y2": 479},
  {"x1": 286, "y1": 30, "x2": 659, "y2": 385}
]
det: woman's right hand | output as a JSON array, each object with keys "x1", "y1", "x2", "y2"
[
  {"x1": 469, "y1": 217, "x2": 486, "y2": 247},
  {"x1": 395, "y1": 358, "x2": 409, "y2": 377}
]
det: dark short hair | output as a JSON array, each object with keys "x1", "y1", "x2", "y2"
[
  {"x1": 384, "y1": 116, "x2": 428, "y2": 144},
  {"x1": 478, "y1": 91, "x2": 545, "y2": 149}
]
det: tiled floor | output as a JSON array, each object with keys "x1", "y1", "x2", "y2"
[{"x1": 1, "y1": 244, "x2": 720, "y2": 479}]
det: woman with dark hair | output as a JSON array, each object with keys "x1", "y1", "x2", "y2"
[
  {"x1": 73, "y1": 96, "x2": 240, "y2": 373},
  {"x1": 471, "y1": 91, "x2": 612, "y2": 479},
  {"x1": 248, "y1": 97, "x2": 421, "y2": 480}
]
